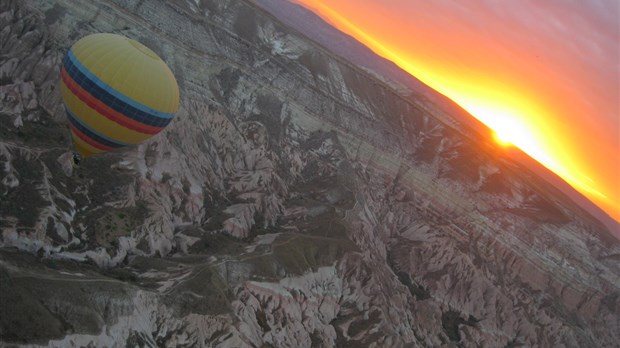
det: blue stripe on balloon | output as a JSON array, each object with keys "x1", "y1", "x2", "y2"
[
  {"x1": 65, "y1": 49, "x2": 174, "y2": 120},
  {"x1": 65, "y1": 107, "x2": 128, "y2": 148},
  {"x1": 63, "y1": 50, "x2": 174, "y2": 128}
]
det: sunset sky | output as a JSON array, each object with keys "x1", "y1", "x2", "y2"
[{"x1": 291, "y1": 0, "x2": 620, "y2": 221}]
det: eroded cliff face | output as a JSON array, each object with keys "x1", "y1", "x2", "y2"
[{"x1": 1, "y1": 0, "x2": 618, "y2": 347}]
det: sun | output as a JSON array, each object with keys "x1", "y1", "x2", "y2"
[
  {"x1": 493, "y1": 129, "x2": 513, "y2": 147},
  {"x1": 458, "y1": 101, "x2": 533, "y2": 151}
]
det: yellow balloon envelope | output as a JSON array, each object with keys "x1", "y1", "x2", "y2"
[{"x1": 60, "y1": 33, "x2": 180, "y2": 158}]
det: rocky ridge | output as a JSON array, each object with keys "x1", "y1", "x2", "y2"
[{"x1": 0, "y1": 0, "x2": 618, "y2": 347}]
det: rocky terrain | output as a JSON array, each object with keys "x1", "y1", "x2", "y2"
[{"x1": 1, "y1": 0, "x2": 618, "y2": 347}]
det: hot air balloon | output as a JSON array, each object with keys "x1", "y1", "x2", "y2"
[{"x1": 59, "y1": 33, "x2": 179, "y2": 167}]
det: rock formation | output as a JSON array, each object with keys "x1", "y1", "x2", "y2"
[{"x1": 1, "y1": 0, "x2": 618, "y2": 347}]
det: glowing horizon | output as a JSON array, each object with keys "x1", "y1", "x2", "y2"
[{"x1": 292, "y1": 0, "x2": 620, "y2": 221}]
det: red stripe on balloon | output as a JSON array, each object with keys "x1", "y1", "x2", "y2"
[
  {"x1": 69, "y1": 123, "x2": 113, "y2": 151},
  {"x1": 61, "y1": 67, "x2": 163, "y2": 135}
]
